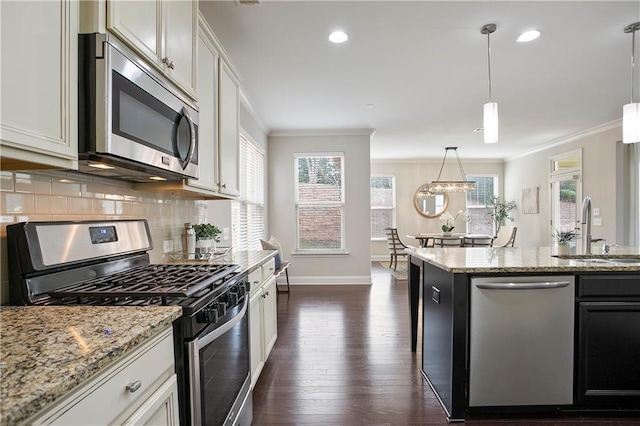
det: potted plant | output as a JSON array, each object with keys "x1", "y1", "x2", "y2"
[
  {"x1": 439, "y1": 210, "x2": 469, "y2": 236},
  {"x1": 192, "y1": 223, "x2": 222, "y2": 253},
  {"x1": 486, "y1": 196, "x2": 516, "y2": 236},
  {"x1": 552, "y1": 228, "x2": 577, "y2": 254}
]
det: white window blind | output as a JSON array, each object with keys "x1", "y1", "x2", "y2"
[
  {"x1": 232, "y1": 134, "x2": 265, "y2": 250},
  {"x1": 295, "y1": 153, "x2": 345, "y2": 251},
  {"x1": 371, "y1": 175, "x2": 395, "y2": 240}
]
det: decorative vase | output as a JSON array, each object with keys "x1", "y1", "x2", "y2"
[
  {"x1": 556, "y1": 243, "x2": 570, "y2": 255},
  {"x1": 442, "y1": 231, "x2": 452, "y2": 237},
  {"x1": 196, "y1": 238, "x2": 214, "y2": 255}
]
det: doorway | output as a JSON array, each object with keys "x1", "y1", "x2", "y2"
[{"x1": 549, "y1": 150, "x2": 582, "y2": 241}]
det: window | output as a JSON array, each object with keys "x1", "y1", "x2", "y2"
[
  {"x1": 466, "y1": 175, "x2": 497, "y2": 235},
  {"x1": 549, "y1": 149, "x2": 582, "y2": 239},
  {"x1": 371, "y1": 175, "x2": 395, "y2": 240},
  {"x1": 232, "y1": 134, "x2": 265, "y2": 250},
  {"x1": 295, "y1": 153, "x2": 344, "y2": 252}
]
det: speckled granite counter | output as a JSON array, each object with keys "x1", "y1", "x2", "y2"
[
  {"x1": 0, "y1": 306, "x2": 181, "y2": 425},
  {"x1": 406, "y1": 246, "x2": 640, "y2": 273},
  {"x1": 165, "y1": 249, "x2": 276, "y2": 274}
]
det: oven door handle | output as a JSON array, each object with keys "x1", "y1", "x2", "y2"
[
  {"x1": 194, "y1": 295, "x2": 248, "y2": 350},
  {"x1": 187, "y1": 295, "x2": 249, "y2": 426}
]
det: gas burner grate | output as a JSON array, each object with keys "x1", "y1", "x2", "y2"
[{"x1": 48, "y1": 263, "x2": 239, "y2": 300}]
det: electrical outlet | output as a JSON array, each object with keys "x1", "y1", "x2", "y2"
[
  {"x1": 592, "y1": 207, "x2": 600, "y2": 216},
  {"x1": 593, "y1": 218, "x2": 602, "y2": 226},
  {"x1": 163, "y1": 239, "x2": 173, "y2": 253},
  {"x1": 223, "y1": 227, "x2": 230, "y2": 241}
]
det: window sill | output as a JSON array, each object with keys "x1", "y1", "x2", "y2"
[{"x1": 292, "y1": 250, "x2": 350, "y2": 257}]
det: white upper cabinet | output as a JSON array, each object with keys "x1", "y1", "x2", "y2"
[
  {"x1": 106, "y1": 0, "x2": 198, "y2": 100},
  {"x1": 0, "y1": 0, "x2": 78, "y2": 170},
  {"x1": 218, "y1": 60, "x2": 241, "y2": 197}
]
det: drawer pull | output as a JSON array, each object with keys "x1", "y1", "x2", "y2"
[{"x1": 126, "y1": 380, "x2": 142, "y2": 393}]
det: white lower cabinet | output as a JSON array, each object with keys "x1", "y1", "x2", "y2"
[
  {"x1": 29, "y1": 327, "x2": 179, "y2": 426},
  {"x1": 249, "y1": 257, "x2": 278, "y2": 389}
]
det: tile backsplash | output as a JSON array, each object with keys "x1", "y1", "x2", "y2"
[{"x1": 0, "y1": 170, "x2": 208, "y2": 305}]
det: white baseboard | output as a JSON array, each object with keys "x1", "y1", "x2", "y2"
[{"x1": 276, "y1": 275, "x2": 372, "y2": 285}]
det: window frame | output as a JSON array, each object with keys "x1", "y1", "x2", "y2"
[
  {"x1": 465, "y1": 174, "x2": 499, "y2": 235},
  {"x1": 294, "y1": 152, "x2": 346, "y2": 253},
  {"x1": 370, "y1": 174, "x2": 396, "y2": 241}
]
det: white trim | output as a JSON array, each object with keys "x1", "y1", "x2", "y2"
[
  {"x1": 270, "y1": 129, "x2": 375, "y2": 137},
  {"x1": 370, "y1": 157, "x2": 502, "y2": 164},
  {"x1": 507, "y1": 119, "x2": 621, "y2": 162},
  {"x1": 281, "y1": 275, "x2": 372, "y2": 285}
]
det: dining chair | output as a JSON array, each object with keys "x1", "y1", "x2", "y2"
[
  {"x1": 433, "y1": 236, "x2": 463, "y2": 247},
  {"x1": 493, "y1": 226, "x2": 518, "y2": 247},
  {"x1": 385, "y1": 227, "x2": 408, "y2": 270},
  {"x1": 463, "y1": 236, "x2": 494, "y2": 247}
]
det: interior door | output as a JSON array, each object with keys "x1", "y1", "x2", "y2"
[{"x1": 550, "y1": 173, "x2": 581, "y2": 238}]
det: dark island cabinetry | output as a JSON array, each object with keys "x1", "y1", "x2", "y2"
[{"x1": 577, "y1": 275, "x2": 640, "y2": 406}]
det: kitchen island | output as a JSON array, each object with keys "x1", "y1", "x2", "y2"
[
  {"x1": 407, "y1": 246, "x2": 640, "y2": 421},
  {"x1": 0, "y1": 306, "x2": 181, "y2": 425}
]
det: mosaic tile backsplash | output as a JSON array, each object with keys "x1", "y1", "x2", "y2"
[{"x1": 0, "y1": 170, "x2": 208, "y2": 305}]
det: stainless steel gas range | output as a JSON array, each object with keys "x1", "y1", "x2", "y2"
[{"x1": 7, "y1": 219, "x2": 252, "y2": 426}]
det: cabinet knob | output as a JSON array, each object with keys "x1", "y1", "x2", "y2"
[
  {"x1": 221, "y1": 183, "x2": 227, "y2": 189},
  {"x1": 126, "y1": 380, "x2": 142, "y2": 393},
  {"x1": 162, "y1": 57, "x2": 175, "y2": 70}
]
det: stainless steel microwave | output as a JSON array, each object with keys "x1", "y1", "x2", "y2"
[{"x1": 78, "y1": 33, "x2": 198, "y2": 182}]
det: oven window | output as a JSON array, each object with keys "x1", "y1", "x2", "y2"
[{"x1": 199, "y1": 309, "x2": 250, "y2": 424}]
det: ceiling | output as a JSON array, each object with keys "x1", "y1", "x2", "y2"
[{"x1": 199, "y1": 1, "x2": 640, "y2": 160}]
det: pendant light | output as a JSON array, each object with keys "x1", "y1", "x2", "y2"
[
  {"x1": 427, "y1": 147, "x2": 475, "y2": 193},
  {"x1": 481, "y1": 23, "x2": 498, "y2": 144},
  {"x1": 623, "y1": 22, "x2": 640, "y2": 144}
]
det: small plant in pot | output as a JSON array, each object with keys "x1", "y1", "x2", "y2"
[
  {"x1": 552, "y1": 228, "x2": 577, "y2": 254},
  {"x1": 192, "y1": 224, "x2": 222, "y2": 253}
]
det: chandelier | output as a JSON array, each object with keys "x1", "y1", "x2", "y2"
[{"x1": 427, "y1": 147, "x2": 475, "y2": 193}]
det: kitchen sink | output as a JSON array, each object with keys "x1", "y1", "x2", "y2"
[{"x1": 572, "y1": 258, "x2": 640, "y2": 265}]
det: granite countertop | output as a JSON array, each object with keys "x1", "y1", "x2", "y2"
[
  {"x1": 406, "y1": 246, "x2": 640, "y2": 273},
  {"x1": 164, "y1": 249, "x2": 276, "y2": 274},
  {"x1": 0, "y1": 306, "x2": 182, "y2": 425}
]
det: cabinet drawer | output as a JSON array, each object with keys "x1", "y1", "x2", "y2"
[
  {"x1": 249, "y1": 267, "x2": 263, "y2": 295},
  {"x1": 33, "y1": 328, "x2": 175, "y2": 425},
  {"x1": 262, "y1": 258, "x2": 276, "y2": 280},
  {"x1": 578, "y1": 275, "x2": 640, "y2": 298}
]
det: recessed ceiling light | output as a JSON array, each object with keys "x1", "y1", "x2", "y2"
[
  {"x1": 473, "y1": 127, "x2": 484, "y2": 133},
  {"x1": 366, "y1": 103, "x2": 374, "y2": 109},
  {"x1": 329, "y1": 31, "x2": 348, "y2": 44},
  {"x1": 517, "y1": 30, "x2": 541, "y2": 43}
]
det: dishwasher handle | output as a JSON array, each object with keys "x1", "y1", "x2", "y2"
[{"x1": 475, "y1": 281, "x2": 571, "y2": 290}]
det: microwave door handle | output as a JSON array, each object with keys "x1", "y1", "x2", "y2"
[{"x1": 180, "y1": 106, "x2": 196, "y2": 170}]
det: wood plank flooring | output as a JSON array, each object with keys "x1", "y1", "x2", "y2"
[{"x1": 251, "y1": 262, "x2": 640, "y2": 425}]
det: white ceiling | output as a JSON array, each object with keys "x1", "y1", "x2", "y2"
[{"x1": 200, "y1": 1, "x2": 640, "y2": 160}]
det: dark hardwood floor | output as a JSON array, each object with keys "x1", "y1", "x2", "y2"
[{"x1": 251, "y1": 262, "x2": 640, "y2": 425}]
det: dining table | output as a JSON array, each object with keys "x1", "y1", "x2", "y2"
[{"x1": 407, "y1": 233, "x2": 493, "y2": 248}]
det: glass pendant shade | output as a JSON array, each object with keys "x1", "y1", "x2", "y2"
[
  {"x1": 623, "y1": 103, "x2": 640, "y2": 143},
  {"x1": 483, "y1": 102, "x2": 499, "y2": 144}
]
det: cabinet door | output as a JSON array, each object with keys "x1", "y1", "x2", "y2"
[
  {"x1": 578, "y1": 302, "x2": 640, "y2": 403},
  {"x1": 186, "y1": 21, "x2": 218, "y2": 192},
  {"x1": 0, "y1": 0, "x2": 78, "y2": 169},
  {"x1": 262, "y1": 276, "x2": 278, "y2": 358},
  {"x1": 123, "y1": 375, "x2": 180, "y2": 426},
  {"x1": 249, "y1": 290, "x2": 264, "y2": 388},
  {"x1": 163, "y1": 0, "x2": 197, "y2": 97},
  {"x1": 218, "y1": 61, "x2": 240, "y2": 197},
  {"x1": 107, "y1": 0, "x2": 161, "y2": 66}
]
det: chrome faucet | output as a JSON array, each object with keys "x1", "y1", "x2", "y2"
[{"x1": 581, "y1": 196, "x2": 592, "y2": 254}]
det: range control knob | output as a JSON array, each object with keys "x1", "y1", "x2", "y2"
[
  {"x1": 228, "y1": 291, "x2": 239, "y2": 305},
  {"x1": 202, "y1": 306, "x2": 218, "y2": 323},
  {"x1": 217, "y1": 302, "x2": 227, "y2": 316},
  {"x1": 237, "y1": 283, "x2": 247, "y2": 297}
]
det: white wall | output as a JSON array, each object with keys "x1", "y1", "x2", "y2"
[
  {"x1": 504, "y1": 123, "x2": 622, "y2": 247},
  {"x1": 268, "y1": 131, "x2": 372, "y2": 285},
  {"x1": 370, "y1": 159, "x2": 504, "y2": 259}
]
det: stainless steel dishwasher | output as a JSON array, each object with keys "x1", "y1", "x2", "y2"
[{"x1": 469, "y1": 275, "x2": 575, "y2": 407}]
